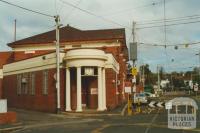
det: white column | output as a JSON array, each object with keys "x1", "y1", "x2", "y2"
[
  {"x1": 102, "y1": 68, "x2": 107, "y2": 110},
  {"x1": 65, "y1": 67, "x2": 71, "y2": 111},
  {"x1": 97, "y1": 67, "x2": 103, "y2": 111},
  {"x1": 76, "y1": 67, "x2": 82, "y2": 112}
]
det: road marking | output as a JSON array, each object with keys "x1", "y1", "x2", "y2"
[
  {"x1": 144, "y1": 109, "x2": 159, "y2": 133},
  {"x1": 121, "y1": 103, "x2": 128, "y2": 116},
  {"x1": 91, "y1": 122, "x2": 200, "y2": 133},
  {"x1": 91, "y1": 124, "x2": 110, "y2": 133},
  {"x1": 12, "y1": 119, "x2": 102, "y2": 133}
]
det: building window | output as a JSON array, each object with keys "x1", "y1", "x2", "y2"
[
  {"x1": 30, "y1": 72, "x2": 35, "y2": 95},
  {"x1": 21, "y1": 73, "x2": 28, "y2": 94},
  {"x1": 42, "y1": 70, "x2": 48, "y2": 95},
  {"x1": 17, "y1": 74, "x2": 22, "y2": 95}
]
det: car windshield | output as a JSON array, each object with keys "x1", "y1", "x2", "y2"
[{"x1": 139, "y1": 93, "x2": 145, "y2": 97}]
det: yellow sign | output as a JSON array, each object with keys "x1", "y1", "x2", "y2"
[{"x1": 131, "y1": 67, "x2": 137, "y2": 76}]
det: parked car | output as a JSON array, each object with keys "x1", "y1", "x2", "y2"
[
  {"x1": 144, "y1": 92, "x2": 156, "y2": 98},
  {"x1": 132, "y1": 93, "x2": 148, "y2": 104}
]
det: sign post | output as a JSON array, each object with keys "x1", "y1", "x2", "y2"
[
  {"x1": 125, "y1": 82, "x2": 132, "y2": 115},
  {"x1": 194, "y1": 83, "x2": 198, "y2": 97},
  {"x1": 131, "y1": 67, "x2": 137, "y2": 76}
]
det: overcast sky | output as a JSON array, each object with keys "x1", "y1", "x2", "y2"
[{"x1": 0, "y1": 0, "x2": 200, "y2": 72}]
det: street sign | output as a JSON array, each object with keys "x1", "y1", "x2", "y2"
[
  {"x1": 165, "y1": 101, "x2": 172, "y2": 110},
  {"x1": 194, "y1": 84, "x2": 198, "y2": 91},
  {"x1": 132, "y1": 86, "x2": 136, "y2": 92},
  {"x1": 0, "y1": 99, "x2": 7, "y2": 113},
  {"x1": 132, "y1": 78, "x2": 136, "y2": 83},
  {"x1": 125, "y1": 87, "x2": 132, "y2": 93},
  {"x1": 131, "y1": 67, "x2": 137, "y2": 76}
]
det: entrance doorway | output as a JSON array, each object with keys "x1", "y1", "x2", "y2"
[{"x1": 82, "y1": 76, "x2": 98, "y2": 109}]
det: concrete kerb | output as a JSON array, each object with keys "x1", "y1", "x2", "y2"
[
  {"x1": 61, "y1": 112, "x2": 120, "y2": 117},
  {"x1": 11, "y1": 118, "x2": 104, "y2": 133},
  {"x1": 0, "y1": 125, "x2": 24, "y2": 132}
]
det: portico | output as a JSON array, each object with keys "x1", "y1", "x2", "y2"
[{"x1": 64, "y1": 49, "x2": 108, "y2": 112}]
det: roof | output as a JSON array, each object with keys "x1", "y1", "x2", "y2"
[
  {"x1": 0, "y1": 51, "x2": 13, "y2": 68},
  {"x1": 167, "y1": 97, "x2": 198, "y2": 109},
  {"x1": 8, "y1": 25, "x2": 126, "y2": 47}
]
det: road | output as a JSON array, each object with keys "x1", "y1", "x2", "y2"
[{"x1": 11, "y1": 96, "x2": 200, "y2": 133}]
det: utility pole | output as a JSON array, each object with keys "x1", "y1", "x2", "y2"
[
  {"x1": 195, "y1": 50, "x2": 200, "y2": 79},
  {"x1": 171, "y1": 74, "x2": 173, "y2": 91},
  {"x1": 55, "y1": 15, "x2": 61, "y2": 113},
  {"x1": 132, "y1": 21, "x2": 137, "y2": 89},
  {"x1": 14, "y1": 19, "x2": 16, "y2": 41},
  {"x1": 157, "y1": 65, "x2": 160, "y2": 91},
  {"x1": 127, "y1": 21, "x2": 137, "y2": 115},
  {"x1": 142, "y1": 65, "x2": 145, "y2": 87}
]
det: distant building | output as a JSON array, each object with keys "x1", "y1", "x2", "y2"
[
  {"x1": 160, "y1": 79, "x2": 170, "y2": 89},
  {"x1": 0, "y1": 25, "x2": 128, "y2": 113}
]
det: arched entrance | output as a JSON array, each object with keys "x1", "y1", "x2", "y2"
[{"x1": 64, "y1": 49, "x2": 108, "y2": 112}]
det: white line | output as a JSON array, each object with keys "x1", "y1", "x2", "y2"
[{"x1": 144, "y1": 109, "x2": 159, "y2": 133}]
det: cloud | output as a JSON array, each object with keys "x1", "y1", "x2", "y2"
[{"x1": 1, "y1": 0, "x2": 200, "y2": 72}]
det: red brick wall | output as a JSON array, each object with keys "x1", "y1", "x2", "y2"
[
  {"x1": 100, "y1": 46, "x2": 128, "y2": 106},
  {"x1": 0, "y1": 112, "x2": 17, "y2": 124},
  {"x1": 0, "y1": 42, "x2": 128, "y2": 112},
  {"x1": 0, "y1": 79, "x2": 2, "y2": 98},
  {"x1": 2, "y1": 68, "x2": 65, "y2": 113},
  {"x1": 105, "y1": 68, "x2": 118, "y2": 110},
  {"x1": 0, "y1": 52, "x2": 13, "y2": 68},
  {"x1": 13, "y1": 50, "x2": 54, "y2": 62}
]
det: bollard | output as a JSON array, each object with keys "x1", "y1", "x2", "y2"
[
  {"x1": 128, "y1": 94, "x2": 132, "y2": 115},
  {"x1": 138, "y1": 101, "x2": 141, "y2": 113}
]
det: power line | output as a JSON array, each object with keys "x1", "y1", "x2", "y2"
[
  {"x1": 137, "y1": 14, "x2": 200, "y2": 24},
  {"x1": 137, "y1": 16, "x2": 200, "y2": 26},
  {"x1": 103, "y1": 1, "x2": 162, "y2": 17},
  {"x1": 0, "y1": 0, "x2": 54, "y2": 18},
  {"x1": 138, "y1": 41, "x2": 200, "y2": 47},
  {"x1": 136, "y1": 20, "x2": 200, "y2": 29},
  {"x1": 54, "y1": 0, "x2": 58, "y2": 15},
  {"x1": 61, "y1": 0, "x2": 83, "y2": 24},
  {"x1": 59, "y1": 0, "x2": 132, "y2": 30}
]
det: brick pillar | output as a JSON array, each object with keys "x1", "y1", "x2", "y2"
[
  {"x1": 0, "y1": 69, "x2": 3, "y2": 99},
  {"x1": 0, "y1": 79, "x2": 2, "y2": 99}
]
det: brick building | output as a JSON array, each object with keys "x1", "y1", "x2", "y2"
[{"x1": 0, "y1": 25, "x2": 128, "y2": 113}]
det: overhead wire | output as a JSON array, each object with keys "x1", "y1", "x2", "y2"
[
  {"x1": 103, "y1": 1, "x2": 162, "y2": 17},
  {"x1": 138, "y1": 41, "x2": 200, "y2": 47},
  {"x1": 137, "y1": 16, "x2": 200, "y2": 26},
  {"x1": 54, "y1": 0, "x2": 58, "y2": 15},
  {"x1": 59, "y1": 0, "x2": 132, "y2": 30},
  {"x1": 61, "y1": 0, "x2": 83, "y2": 24},
  {"x1": 137, "y1": 14, "x2": 200, "y2": 24},
  {"x1": 137, "y1": 20, "x2": 200, "y2": 29},
  {"x1": 0, "y1": 0, "x2": 54, "y2": 18}
]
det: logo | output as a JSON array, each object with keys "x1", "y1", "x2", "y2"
[{"x1": 166, "y1": 97, "x2": 198, "y2": 129}]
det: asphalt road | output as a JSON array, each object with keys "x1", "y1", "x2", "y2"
[{"x1": 12, "y1": 96, "x2": 200, "y2": 133}]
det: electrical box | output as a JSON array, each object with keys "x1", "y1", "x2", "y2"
[
  {"x1": 130, "y1": 42, "x2": 137, "y2": 61},
  {"x1": 0, "y1": 99, "x2": 7, "y2": 113}
]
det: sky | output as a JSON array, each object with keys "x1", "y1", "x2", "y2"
[{"x1": 0, "y1": 0, "x2": 200, "y2": 72}]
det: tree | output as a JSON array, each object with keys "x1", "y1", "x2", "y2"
[{"x1": 140, "y1": 64, "x2": 152, "y2": 84}]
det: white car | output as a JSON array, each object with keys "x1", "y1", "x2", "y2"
[
  {"x1": 144, "y1": 92, "x2": 156, "y2": 98},
  {"x1": 132, "y1": 93, "x2": 148, "y2": 104}
]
